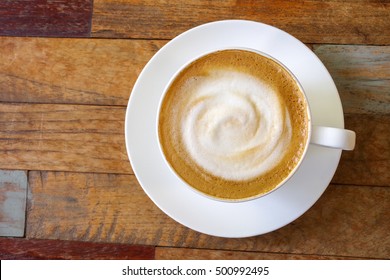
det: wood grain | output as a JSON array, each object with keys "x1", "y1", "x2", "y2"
[
  {"x1": 26, "y1": 171, "x2": 390, "y2": 259},
  {"x1": 0, "y1": 170, "x2": 27, "y2": 237},
  {"x1": 0, "y1": 238, "x2": 154, "y2": 259},
  {"x1": 0, "y1": 37, "x2": 166, "y2": 105},
  {"x1": 334, "y1": 114, "x2": 390, "y2": 186},
  {"x1": 91, "y1": 0, "x2": 390, "y2": 45},
  {"x1": 1, "y1": 38, "x2": 388, "y2": 114},
  {"x1": 0, "y1": 103, "x2": 131, "y2": 174},
  {"x1": 155, "y1": 247, "x2": 369, "y2": 260},
  {"x1": 313, "y1": 45, "x2": 390, "y2": 115},
  {"x1": 0, "y1": 103, "x2": 388, "y2": 186},
  {"x1": 0, "y1": 0, "x2": 93, "y2": 37}
]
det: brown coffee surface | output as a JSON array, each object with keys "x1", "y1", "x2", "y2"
[{"x1": 158, "y1": 49, "x2": 309, "y2": 200}]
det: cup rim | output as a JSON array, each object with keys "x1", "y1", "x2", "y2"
[{"x1": 156, "y1": 47, "x2": 312, "y2": 203}]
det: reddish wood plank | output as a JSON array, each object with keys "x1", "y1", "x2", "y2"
[
  {"x1": 0, "y1": 238, "x2": 155, "y2": 259},
  {"x1": 0, "y1": 170, "x2": 27, "y2": 237},
  {"x1": 0, "y1": 0, "x2": 93, "y2": 37},
  {"x1": 92, "y1": 0, "x2": 390, "y2": 45}
]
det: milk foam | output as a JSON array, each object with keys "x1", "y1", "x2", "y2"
[{"x1": 181, "y1": 69, "x2": 292, "y2": 181}]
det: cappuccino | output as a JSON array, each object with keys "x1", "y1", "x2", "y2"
[{"x1": 158, "y1": 49, "x2": 309, "y2": 200}]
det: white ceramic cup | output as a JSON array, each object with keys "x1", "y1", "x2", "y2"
[{"x1": 157, "y1": 47, "x2": 356, "y2": 202}]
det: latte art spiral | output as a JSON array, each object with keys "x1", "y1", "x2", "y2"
[
  {"x1": 158, "y1": 49, "x2": 309, "y2": 200},
  {"x1": 182, "y1": 70, "x2": 292, "y2": 181}
]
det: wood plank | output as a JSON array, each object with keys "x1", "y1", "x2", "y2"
[
  {"x1": 26, "y1": 171, "x2": 390, "y2": 259},
  {"x1": 155, "y1": 247, "x2": 369, "y2": 260},
  {"x1": 0, "y1": 0, "x2": 93, "y2": 37},
  {"x1": 333, "y1": 114, "x2": 390, "y2": 186},
  {"x1": 0, "y1": 37, "x2": 166, "y2": 106},
  {"x1": 0, "y1": 103, "x2": 388, "y2": 186},
  {"x1": 0, "y1": 103, "x2": 131, "y2": 174},
  {"x1": 1, "y1": 38, "x2": 388, "y2": 115},
  {"x1": 91, "y1": 0, "x2": 390, "y2": 45},
  {"x1": 0, "y1": 170, "x2": 27, "y2": 237},
  {"x1": 0, "y1": 238, "x2": 154, "y2": 259},
  {"x1": 313, "y1": 45, "x2": 390, "y2": 115}
]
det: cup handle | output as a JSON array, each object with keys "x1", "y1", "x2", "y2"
[{"x1": 310, "y1": 126, "x2": 356, "y2": 150}]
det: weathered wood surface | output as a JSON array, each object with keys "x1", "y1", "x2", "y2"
[
  {"x1": 334, "y1": 114, "x2": 390, "y2": 187},
  {"x1": 0, "y1": 103, "x2": 388, "y2": 186},
  {"x1": 0, "y1": 171, "x2": 27, "y2": 237},
  {"x1": 0, "y1": 0, "x2": 93, "y2": 37},
  {"x1": 313, "y1": 45, "x2": 390, "y2": 115},
  {"x1": 0, "y1": 238, "x2": 154, "y2": 259},
  {"x1": 1, "y1": 38, "x2": 388, "y2": 114},
  {"x1": 0, "y1": 103, "x2": 130, "y2": 174},
  {"x1": 155, "y1": 247, "x2": 369, "y2": 260},
  {"x1": 92, "y1": 0, "x2": 390, "y2": 44},
  {"x1": 26, "y1": 171, "x2": 390, "y2": 259},
  {"x1": 0, "y1": 37, "x2": 165, "y2": 105},
  {"x1": 0, "y1": 0, "x2": 389, "y2": 260},
  {"x1": 1, "y1": 0, "x2": 388, "y2": 44}
]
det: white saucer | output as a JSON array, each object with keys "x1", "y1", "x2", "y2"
[{"x1": 125, "y1": 20, "x2": 344, "y2": 238}]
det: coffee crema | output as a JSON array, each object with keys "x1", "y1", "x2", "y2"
[{"x1": 158, "y1": 49, "x2": 309, "y2": 200}]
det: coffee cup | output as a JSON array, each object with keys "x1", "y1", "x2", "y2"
[{"x1": 157, "y1": 48, "x2": 355, "y2": 202}]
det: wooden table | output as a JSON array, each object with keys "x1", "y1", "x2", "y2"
[{"x1": 0, "y1": 1, "x2": 389, "y2": 260}]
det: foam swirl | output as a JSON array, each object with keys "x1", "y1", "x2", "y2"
[{"x1": 181, "y1": 69, "x2": 292, "y2": 181}]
